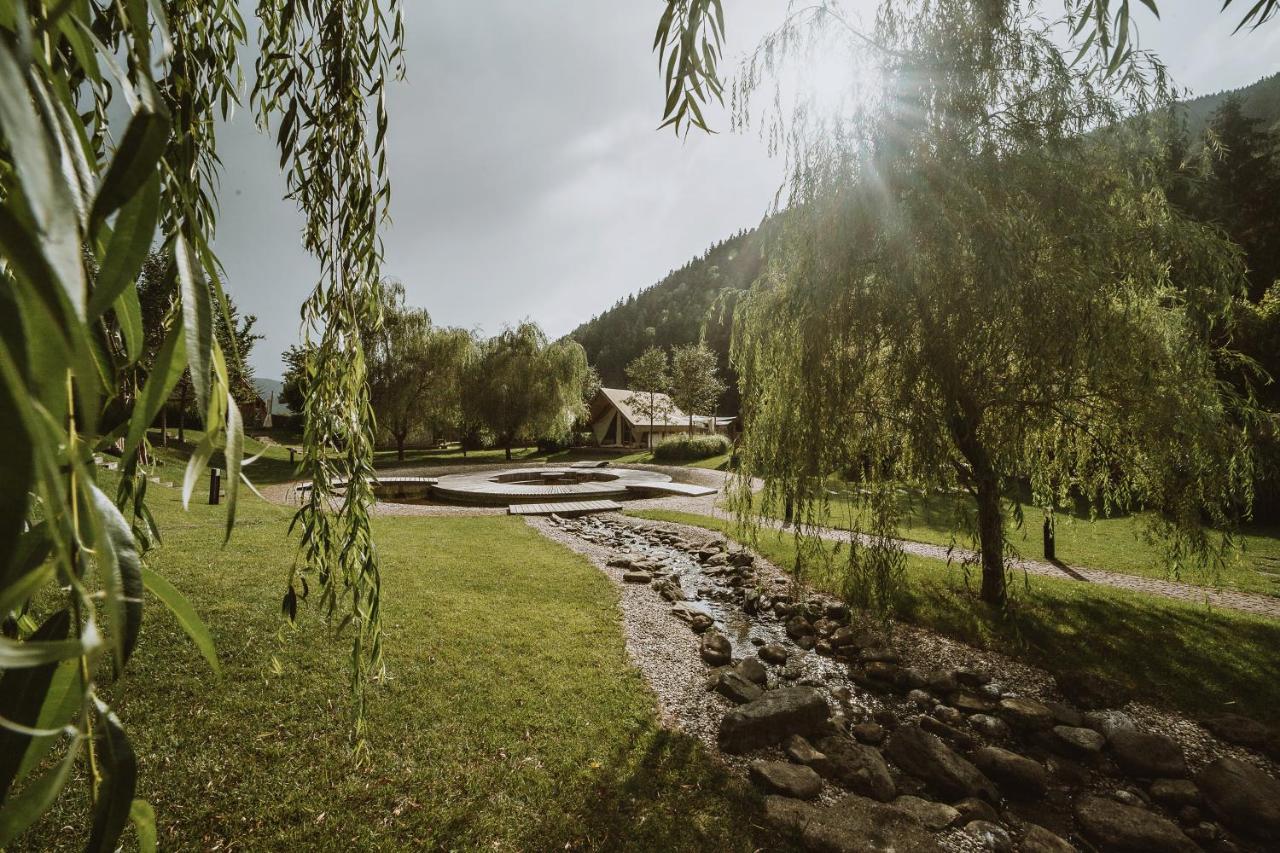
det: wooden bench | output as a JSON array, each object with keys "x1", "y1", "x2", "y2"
[{"x1": 508, "y1": 500, "x2": 622, "y2": 516}]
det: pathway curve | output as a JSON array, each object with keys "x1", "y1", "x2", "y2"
[{"x1": 635, "y1": 487, "x2": 1280, "y2": 622}]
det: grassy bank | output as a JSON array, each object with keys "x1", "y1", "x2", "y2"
[
  {"x1": 20, "y1": 482, "x2": 783, "y2": 851},
  {"x1": 630, "y1": 509, "x2": 1280, "y2": 726},
  {"x1": 746, "y1": 487, "x2": 1280, "y2": 598}
]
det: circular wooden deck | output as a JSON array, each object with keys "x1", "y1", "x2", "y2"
[{"x1": 431, "y1": 467, "x2": 672, "y2": 505}]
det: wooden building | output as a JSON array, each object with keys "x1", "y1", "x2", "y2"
[{"x1": 588, "y1": 387, "x2": 735, "y2": 449}]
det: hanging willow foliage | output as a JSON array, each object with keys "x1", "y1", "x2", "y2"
[
  {"x1": 0, "y1": 0, "x2": 401, "y2": 844},
  {"x1": 252, "y1": 0, "x2": 404, "y2": 746},
  {"x1": 722, "y1": 0, "x2": 1263, "y2": 608},
  {"x1": 0, "y1": 0, "x2": 244, "y2": 844}
]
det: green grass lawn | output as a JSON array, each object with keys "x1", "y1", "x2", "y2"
[
  {"x1": 19, "y1": 479, "x2": 786, "y2": 851},
  {"x1": 631, "y1": 509, "x2": 1280, "y2": 726},
  {"x1": 748, "y1": 486, "x2": 1280, "y2": 598}
]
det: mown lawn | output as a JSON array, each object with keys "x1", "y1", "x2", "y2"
[
  {"x1": 745, "y1": 486, "x2": 1280, "y2": 598},
  {"x1": 19, "y1": 483, "x2": 785, "y2": 851},
  {"x1": 631, "y1": 509, "x2": 1280, "y2": 726}
]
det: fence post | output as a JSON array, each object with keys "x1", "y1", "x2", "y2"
[{"x1": 209, "y1": 468, "x2": 221, "y2": 505}]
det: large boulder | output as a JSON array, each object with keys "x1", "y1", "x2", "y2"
[
  {"x1": 813, "y1": 736, "x2": 896, "y2": 802},
  {"x1": 707, "y1": 668, "x2": 764, "y2": 704},
  {"x1": 1200, "y1": 713, "x2": 1280, "y2": 758},
  {"x1": 1108, "y1": 729, "x2": 1187, "y2": 779},
  {"x1": 750, "y1": 760, "x2": 823, "y2": 800},
  {"x1": 1074, "y1": 795, "x2": 1197, "y2": 853},
  {"x1": 971, "y1": 747, "x2": 1048, "y2": 799},
  {"x1": 718, "y1": 686, "x2": 830, "y2": 753},
  {"x1": 1196, "y1": 756, "x2": 1280, "y2": 841},
  {"x1": 884, "y1": 725, "x2": 998, "y2": 803},
  {"x1": 764, "y1": 793, "x2": 942, "y2": 853}
]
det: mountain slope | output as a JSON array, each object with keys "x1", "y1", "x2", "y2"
[{"x1": 1175, "y1": 72, "x2": 1280, "y2": 139}]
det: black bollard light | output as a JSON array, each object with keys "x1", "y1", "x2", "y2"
[
  {"x1": 209, "y1": 468, "x2": 221, "y2": 505},
  {"x1": 1043, "y1": 516, "x2": 1055, "y2": 561}
]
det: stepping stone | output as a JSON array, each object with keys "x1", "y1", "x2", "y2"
[{"x1": 749, "y1": 760, "x2": 822, "y2": 800}]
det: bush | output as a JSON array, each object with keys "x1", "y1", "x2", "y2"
[{"x1": 653, "y1": 433, "x2": 731, "y2": 461}]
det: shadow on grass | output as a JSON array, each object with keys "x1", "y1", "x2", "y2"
[
  {"x1": 517, "y1": 724, "x2": 797, "y2": 852},
  {"x1": 898, "y1": 574, "x2": 1280, "y2": 725}
]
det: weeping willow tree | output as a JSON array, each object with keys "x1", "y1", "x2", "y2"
[
  {"x1": 0, "y1": 0, "x2": 401, "y2": 844},
  {"x1": 718, "y1": 0, "x2": 1263, "y2": 607}
]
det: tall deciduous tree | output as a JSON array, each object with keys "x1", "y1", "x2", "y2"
[
  {"x1": 727, "y1": 0, "x2": 1260, "y2": 606},
  {"x1": 468, "y1": 324, "x2": 589, "y2": 460},
  {"x1": 625, "y1": 347, "x2": 673, "y2": 448},
  {"x1": 366, "y1": 282, "x2": 475, "y2": 461},
  {"x1": 670, "y1": 342, "x2": 726, "y2": 433}
]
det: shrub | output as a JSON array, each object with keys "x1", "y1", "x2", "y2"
[{"x1": 653, "y1": 433, "x2": 731, "y2": 461}]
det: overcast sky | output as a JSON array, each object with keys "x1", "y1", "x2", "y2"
[{"x1": 212, "y1": 2, "x2": 1280, "y2": 380}]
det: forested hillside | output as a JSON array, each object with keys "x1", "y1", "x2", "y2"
[
  {"x1": 568, "y1": 222, "x2": 774, "y2": 413},
  {"x1": 1176, "y1": 72, "x2": 1280, "y2": 140}
]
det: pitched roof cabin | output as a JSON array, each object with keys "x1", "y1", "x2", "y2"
[{"x1": 588, "y1": 387, "x2": 736, "y2": 448}]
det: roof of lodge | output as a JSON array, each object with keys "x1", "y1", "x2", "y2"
[{"x1": 593, "y1": 387, "x2": 733, "y2": 429}]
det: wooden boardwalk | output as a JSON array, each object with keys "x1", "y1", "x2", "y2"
[
  {"x1": 508, "y1": 500, "x2": 622, "y2": 516},
  {"x1": 625, "y1": 481, "x2": 717, "y2": 497}
]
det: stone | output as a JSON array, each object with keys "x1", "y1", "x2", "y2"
[
  {"x1": 827, "y1": 625, "x2": 863, "y2": 649},
  {"x1": 1108, "y1": 729, "x2": 1187, "y2": 779},
  {"x1": 759, "y1": 643, "x2": 789, "y2": 665},
  {"x1": 1143, "y1": 779, "x2": 1197, "y2": 811},
  {"x1": 972, "y1": 747, "x2": 1048, "y2": 799},
  {"x1": 864, "y1": 661, "x2": 899, "y2": 682},
  {"x1": 926, "y1": 670, "x2": 959, "y2": 694},
  {"x1": 1176, "y1": 805, "x2": 1200, "y2": 826},
  {"x1": 1050, "y1": 724, "x2": 1106, "y2": 757},
  {"x1": 784, "y1": 734, "x2": 832, "y2": 775},
  {"x1": 955, "y1": 666, "x2": 992, "y2": 687},
  {"x1": 1083, "y1": 709, "x2": 1136, "y2": 740},
  {"x1": 750, "y1": 760, "x2": 823, "y2": 800},
  {"x1": 655, "y1": 579, "x2": 688, "y2": 602},
  {"x1": 1196, "y1": 756, "x2": 1280, "y2": 841},
  {"x1": 1110, "y1": 788, "x2": 1147, "y2": 808},
  {"x1": 1045, "y1": 701, "x2": 1083, "y2": 728},
  {"x1": 700, "y1": 632, "x2": 732, "y2": 667},
  {"x1": 1200, "y1": 713, "x2": 1280, "y2": 757},
  {"x1": 951, "y1": 692, "x2": 997, "y2": 715},
  {"x1": 858, "y1": 647, "x2": 899, "y2": 664},
  {"x1": 892, "y1": 795, "x2": 959, "y2": 830},
  {"x1": 621, "y1": 570, "x2": 651, "y2": 583},
  {"x1": 1021, "y1": 824, "x2": 1075, "y2": 853},
  {"x1": 813, "y1": 736, "x2": 896, "y2": 802},
  {"x1": 814, "y1": 640, "x2": 833, "y2": 657},
  {"x1": 707, "y1": 668, "x2": 764, "y2": 704},
  {"x1": 763, "y1": 793, "x2": 942, "y2": 853},
  {"x1": 689, "y1": 613, "x2": 714, "y2": 633},
  {"x1": 953, "y1": 797, "x2": 1001, "y2": 826},
  {"x1": 825, "y1": 602, "x2": 849, "y2": 621},
  {"x1": 1055, "y1": 669, "x2": 1133, "y2": 710},
  {"x1": 718, "y1": 686, "x2": 830, "y2": 753},
  {"x1": 1074, "y1": 795, "x2": 1197, "y2": 853},
  {"x1": 735, "y1": 657, "x2": 768, "y2": 686},
  {"x1": 907, "y1": 689, "x2": 933, "y2": 708},
  {"x1": 965, "y1": 820, "x2": 1013, "y2": 852},
  {"x1": 933, "y1": 705, "x2": 964, "y2": 727},
  {"x1": 996, "y1": 696, "x2": 1055, "y2": 731},
  {"x1": 896, "y1": 667, "x2": 929, "y2": 690},
  {"x1": 742, "y1": 589, "x2": 761, "y2": 614},
  {"x1": 850, "y1": 722, "x2": 886, "y2": 746},
  {"x1": 785, "y1": 614, "x2": 815, "y2": 640},
  {"x1": 968, "y1": 714, "x2": 1011, "y2": 741},
  {"x1": 919, "y1": 715, "x2": 975, "y2": 750},
  {"x1": 884, "y1": 725, "x2": 998, "y2": 803},
  {"x1": 796, "y1": 635, "x2": 816, "y2": 651}
]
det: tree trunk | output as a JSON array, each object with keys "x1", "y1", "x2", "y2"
[
  {"x1": 177, "y1": 384, "x2": 189, "y2": 445},
  {"x1": 973, "y1": 473, "x2": 1006, "y2": 605},
  {"x1": 505, "y1": 441, "x2": 512, "y2": 461},
  {"x1": 161, "y1": 407, "x2": 168, "y2": 447},
  {"x1": 396, "y1": 434, "x2": 406, "y2": 462},
  {"x1": 650, "y1": 390, "x2": 656, "y2": 450}
]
